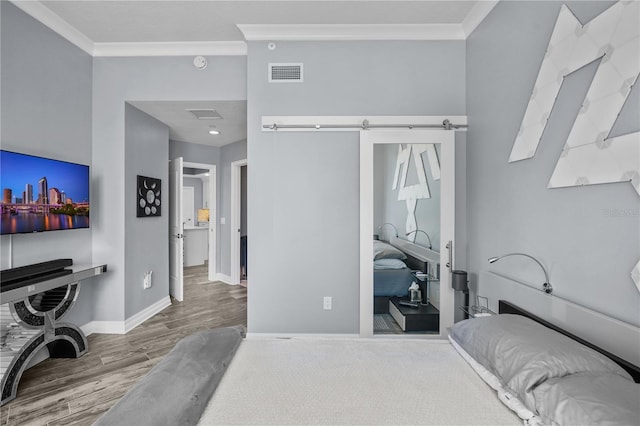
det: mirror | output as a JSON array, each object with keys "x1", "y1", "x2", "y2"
[{"x1": 372, "y1": 142, "x2": 441, "y2": 335}]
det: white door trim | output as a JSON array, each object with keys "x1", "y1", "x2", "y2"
[
  {"x1": 169, "y1": 157, "x2": 184, "y2": 302},
  {"x1": 359, "y1": 130, "x2": 456, "y2": 338},
  {"x1": 231, "y1": 159, "x2": 248, "y2": 285},
  {"x1": 184, "y1": 161, "x2": 217, "y2": 282}
]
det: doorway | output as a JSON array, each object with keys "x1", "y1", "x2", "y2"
[
  {"x1": 231, "y1": 159, "x2": 248, "y2": 285},
  {"x1": 169, "y1": 158, "x2": 217, "y2": 302},
  {"x1": 183, "y1": 161, "x2": 217, "y2": 282}
]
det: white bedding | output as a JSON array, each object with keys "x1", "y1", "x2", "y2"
[{"x1": 198, "y1": 338, "x2": 521, "y2": 425}]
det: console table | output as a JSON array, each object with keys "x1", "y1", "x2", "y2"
[{"x1": 0, "y1": 264, "x2": 106, "y2": 406}]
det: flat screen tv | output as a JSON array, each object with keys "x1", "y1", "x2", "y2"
[{"x1": 0, "y1": 150, "x2": 90, "y2": 235}]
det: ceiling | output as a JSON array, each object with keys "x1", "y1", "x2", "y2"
[
  {"x1": 36, "y1": 1, "x2": 488, "y2": 44},
  {"x1": 13, "y1": 1, "x2": 496, "y2": 148},
  {"x1": 129, "y1": 101, "x2": 247, "y2": 147}
]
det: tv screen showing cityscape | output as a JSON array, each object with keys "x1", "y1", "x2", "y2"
[{"x1": 1, "y1": 150, "x2": 90, "y2": 235}]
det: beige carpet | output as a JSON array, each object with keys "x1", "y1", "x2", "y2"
[{"x1": 198, "y1": 338, "x2": 521, "y2": 425}]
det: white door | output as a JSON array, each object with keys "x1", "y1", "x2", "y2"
[
  {"x1": 169, "y1": 157, "x2": 184, "y2": 302},
  {"x1": 360, "y1": 130, "x2": 455, "y2": 337}
]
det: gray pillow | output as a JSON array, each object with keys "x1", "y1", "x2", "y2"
[
  {"x1": 373, "y1": 240, "x2": 407, "y2": 260},
  {"x1": 373, "y1": 258, "x2": 407, "y2": 270},
  {"x1": 449, "y1": 315, "x2": 632, "y2": 412},
  {"x1": 95, "y1": 326, "x2": 245, "y2": 426},
  {"x1": 533, "y1": 372, "x2": 640, "y2": 426}
]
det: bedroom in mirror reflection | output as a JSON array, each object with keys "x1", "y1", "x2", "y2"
[{"x1": 373, "y1": 142, "x2": 441, "y2": 335}]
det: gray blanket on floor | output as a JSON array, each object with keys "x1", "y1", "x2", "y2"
[{"x1": 94, "y1": 325, "x2": 245, "y2": 426}]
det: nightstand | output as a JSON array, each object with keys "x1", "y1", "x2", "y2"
[
  {"x1": 389, "y1": 297, "x2": 439, "y2": 332},
  {"x1": 460, "y1": 305, "x2": 496, "y2": 318}
]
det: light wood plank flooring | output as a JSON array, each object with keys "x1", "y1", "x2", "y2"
[{"x1": 0, "y1": 265, "x2": 247, "y2": 426}]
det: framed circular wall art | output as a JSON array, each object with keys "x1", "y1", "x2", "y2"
[{"x1": 137, "y1": 175, "x2": 161, "y2": 217}]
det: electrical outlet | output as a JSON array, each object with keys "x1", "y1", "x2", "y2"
[
  {"x1": 323, "y1": 296, "x2": 332, "y2": 310},
  {"x1": 143, "y1": 270, "x2": 153, "y2": 289}
]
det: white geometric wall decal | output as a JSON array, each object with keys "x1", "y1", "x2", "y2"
[
  {"x1": 392, "y1": 144, "x2": 412, "y2": 191},
  {"x1": 392, "y1": 144, "x2": 440, "y2": 241},
  {"x1": 510, "y1": 2, "x2": 640, "y2": 196},
  {"x1": 422, "y1": 144, "x2": 441, "y2": 181},
  {"x1": 632, "y1": 260, "x2": 640, "y2": 293}
]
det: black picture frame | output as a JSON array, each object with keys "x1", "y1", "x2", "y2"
[{"x1": 137, "y1": 175, "x2": 161, "y2": 217}]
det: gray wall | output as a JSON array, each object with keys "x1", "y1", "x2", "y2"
[
  {"x1": 92, "y1": 55, "x2": 246, "y2": 323},
  {"x1": 247, "y1": 41, "x2": 466, "y2": 333},
  {"x1": 169, "y1": 140, "x2": 220, "y2": 165},
  {"x1": 0, "y1": 2, "x2": 94, "y2": 326},
  {"x1": 124, "y1": 104, "x2": 169, "y2": 317},
  {"x1": 219, "y1": 139, "x2": 247, "y2": 277},
  {"x1": 466, "y1": 1, "x2": 640, "y2": 326}
]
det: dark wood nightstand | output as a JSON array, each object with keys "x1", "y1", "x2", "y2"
[{"x1": 389, "y1": 297, "x2": 439, "y2": 332}]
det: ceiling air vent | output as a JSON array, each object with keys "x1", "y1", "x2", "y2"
[
  {"x1": 187, "y1": 109, "x2": 223, "y2": 120},
  {"x1": 269, "y1": 63, "x2": 303, "y2": 83}
]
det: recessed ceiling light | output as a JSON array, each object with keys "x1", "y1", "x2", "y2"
[{"x1": 208, "y1": 129, "x2": 220, "y2": 135}]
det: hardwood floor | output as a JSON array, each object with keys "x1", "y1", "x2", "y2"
[{"x1": 0, "y1": 265, "x2": 247, "y2": 426}]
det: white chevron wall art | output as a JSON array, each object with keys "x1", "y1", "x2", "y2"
[
  {"x1": 392, "y1": 144, "x2": 441, "y2": 240},
  {"x1": 511, "y1": 1, "x2": 639, "y2": 196},
  {"x1": 511, "y1": 1, "x2": 640, "y2": 293},
  {"x1": 632, "y1": 260, "x2": 640, "y2": 293}
]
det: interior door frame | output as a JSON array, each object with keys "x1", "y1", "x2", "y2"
[
  {"x1": 169, "y1": 157, "x2": 184, "y2": 302},
  {"x1": 230, "y1": 158, "x2": 248, "y2": 285},
  {"x1": 359, "y1": 130, "x2": 456, "y2": 338},
  {"x1": 183, "y1": 161, "x2": 217, "y2": 282}
]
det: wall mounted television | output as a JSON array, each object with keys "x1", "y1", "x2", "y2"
[{"x1": 0, "y1": 150, "x2": 90, "y2": 235}]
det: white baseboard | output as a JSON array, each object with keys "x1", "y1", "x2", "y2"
[
  {"x1": 82, "y1": 320, "x2": 125, "y2": 335},
  {"x1": 80, "y1": 296, "x2": 171, "y2": 335},
  {"x1": 246, "y1": 333, "x2": 360, "y2": 340},
  {"x1": 216, "y1": 273, "x2": 235, "y2": 285},
  {"x1": 125, "y1": 296, "x2": 172, "y2": 333}
]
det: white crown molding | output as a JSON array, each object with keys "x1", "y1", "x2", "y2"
[
  {"x1": 238, "y1": 24, "x2": 466, "y2": 41},
  {"x1": 13, "y1": 0, "x2": 497, "y2": 55},
  {"x1": 462, "y1": 0, "x2": 499, "y2": 37},
  {"x1": 93, "y1": 41, "x2": 248, "y2": 57},
  {"x1": 10, "y1": 0, "x2": 94, "y2": 55},
  {"x1": 11, "y1": 0, "x2": 247, "y2": 57}
]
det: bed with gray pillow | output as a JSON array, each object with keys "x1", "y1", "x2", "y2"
[
  {"x1": 373, "y1": 240, "x2": 427, "y2": 313},
  {"x1": 449, "y1": 301, "x2": 640, "y2": 426}
]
